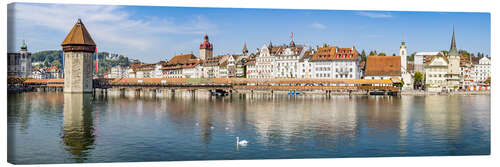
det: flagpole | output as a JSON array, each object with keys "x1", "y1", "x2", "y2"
[
  {"x1": 62, "y1": 50, "x2": 64, "y2": 78},
  {"x1": 95, "y1": 46, "x2": 98, "y2": 77}
]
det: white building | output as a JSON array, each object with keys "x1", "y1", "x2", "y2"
[
  {"x1": 202, "y1": 56, "x2": 224, "y2": 78},
  {"x1": 163, "y1": 54, "x2": 201, "y2": 78},
  {"x1": 246, "y1": 60, "x2": 258, "y2": 79},
  {"x1": 273, "y1": 41, "x2": 305, "y2": 78},
  {"x1": 473, "y1": 57, "x2": 490, "y2": 84},
  {"x1": 425, "y1": 55, "x2": 448, "y2": 92},
  {"x1": 255, "y1": 43, "x2": 276, "y2": 78},
  {"x1": 414, "y1": 52, "x2": 440, "y2": 73},
  {"x1": 109, "y1": 65, "x2": 128, "y2": 78},
  {"x1": 298, "y1": 50, "x2": 313, "y2": 78},
  {"x1": 308, "y1": 44, "x2": 361, "y2": 79}
]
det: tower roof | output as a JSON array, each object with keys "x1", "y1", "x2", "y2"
[
  {"x1": 242, "y1": 42, "x2": 248, "y2": 53},
  {"x1": 61, "y1": 19, "x2": 96, "y2": 46},
  {"x1": 200, "y1": 34, "x2": 213, "y2": 49},
  {"x1": 449, "y1": 26, "x2": 458, "y2": 56},
  {"x1": 20, "y1": 40, "x2": 27, "y2": 50}
]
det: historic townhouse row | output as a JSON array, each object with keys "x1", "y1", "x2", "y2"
[{"x1": 104, "y1": 31, "x2": 489, "y2": 92}]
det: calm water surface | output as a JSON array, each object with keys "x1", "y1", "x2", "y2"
[{"x1": 7, "y1": 92, "x2": 490, "y2": 164}]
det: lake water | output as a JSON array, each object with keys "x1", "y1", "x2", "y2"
[{"x1": 7, "y1": 92, "x2": 490, "y2": 164}]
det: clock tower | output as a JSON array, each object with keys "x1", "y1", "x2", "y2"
[{"x1": 199, "y1": 34, "x2": 213, "y2": 60}]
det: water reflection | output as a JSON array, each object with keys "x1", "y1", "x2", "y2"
[
  {"x1": 62, "y1": 93, "x2": 95, "y2": 162},
  {"x1": 7, "y1": 92, "x2": 490, "y2": 164}
]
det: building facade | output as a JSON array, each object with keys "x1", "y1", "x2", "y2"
[
  {"x1": 425, "y1": 55, "x2": 448, "y2": 92},
  {"x1": 7, "y1": 40, "x2": 31, "y2": 78},
  {"x1": 255, "y1": 44, "x2": 276, "y2": 78},
  {"x1": 414, "y1": 52, "x2": 440, "y2": 73},
  {"x1": 473, "y1": 57, "x2": 491, "y2": 84},
  {"x1": 309, "y1": 44, "x2": 361, "y2": 79},
  {"x1": 274, "y1": 41, "x2": 305, "y2": 78}
]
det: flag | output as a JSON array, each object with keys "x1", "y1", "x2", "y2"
[
  {"x1": 95, "y1": 46, "x2": 98, "y2": 75},
  {"x1": 291, "y1": 32, "x2": 294, "y2": 40},
  {"x1": 62, "y1": 51, "x2": 64, "y2": 72}
]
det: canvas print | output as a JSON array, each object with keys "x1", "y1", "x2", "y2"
[{"x1": 7, "y1": 2, "x2": 490, "y2": 164}]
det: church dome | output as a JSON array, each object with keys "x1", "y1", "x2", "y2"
[{"x1": 20, "y1": 40, "x2": 27, "y2": 50}]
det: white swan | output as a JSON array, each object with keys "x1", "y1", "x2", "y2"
[{"x1": 236, "y1": 137, "x2": 248, "y2": 146}]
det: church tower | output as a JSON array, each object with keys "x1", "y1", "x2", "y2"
[
  {"x1": 61, "y1": 19, "x2": 96, "y2": 93},
  {"x1": 19, "y1": 40, "x2": 31, "y2": 77},
  {"x1": 242, "y1": 42, "x2": 249, "y2": 56},
  {"x1": 446, "y1": 26, "x2": 461, "y2": 90},
  {"x1": 199, "y1": 34, "x2": 213, "y2": 60},
  {"x1": 399, "y1": 37, "x2": 407, "y2": 74}
]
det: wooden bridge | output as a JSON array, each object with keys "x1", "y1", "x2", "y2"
[{"x1": 22, "y1": 78, "x2": 400, "y2": 93}]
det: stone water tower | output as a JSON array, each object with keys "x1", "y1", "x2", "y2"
[{"x1": 61, "y1": 19, "x2": 96, "y2": 93}]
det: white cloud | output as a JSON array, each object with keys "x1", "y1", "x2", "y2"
[
  {"x1": 356, "y1": 11, "x2": 393, "y2": 18},
  {"x1": 9, "y1": 3, "x2": 217, "y2": 62},
  {"x1": 310, "y1": 22, "x2": 326, "y2": 30}
]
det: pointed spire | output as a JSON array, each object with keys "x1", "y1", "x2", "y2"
[
  {"x1": 242, "y1": 42, "x2": 248, "y2": 54},
  {"x1": 204, "y1": 33, "x2": 209, "y2": 41},
  {"x1": 450, "y1": 25, "x2": 457, "y2": 52},
  {"x1": 401, "y1": 32, "x2": 406, "y2": 46},
  {"x1": 449, "y1": 25, "x2": 458, "y2": 57}
]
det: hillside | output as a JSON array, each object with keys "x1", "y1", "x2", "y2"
[{"x1": 31, "y1": 50, "x2": 141, "y2": 74}]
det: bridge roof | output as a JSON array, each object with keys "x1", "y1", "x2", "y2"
[
  {"x1": 23, "y1": 78, "x2": 393, "y2": 85},
  {"x1": 24, "y1": 79, "x2": 64, "y2": 83}
]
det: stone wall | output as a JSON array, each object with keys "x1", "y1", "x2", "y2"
[{"x1": 64, "y1": 51, "x2": 93, "y2": 93}]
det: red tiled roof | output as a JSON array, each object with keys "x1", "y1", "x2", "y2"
[
  {"x1": 162, "y1": 59, "x2": 201, "y2": 70},
  {"x1": 167, "y1": 54, "x2": 198, "y2": 65},
  {"x1": 61, "y1": 19, "x2": 96, "y2": 46},
  {"x1": 365, "y1": 56, "x2": 401, "y2": 76},
  {"x1": 299, "y1": 50, "x2": 313, "y2": 62},
  {"x1": 310, "y1": 45, "x2": 358, "y2": 61}
]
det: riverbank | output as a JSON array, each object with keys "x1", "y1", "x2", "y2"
[{"x1": 401, "y1": 90, "x2": 490, "y2": 96}]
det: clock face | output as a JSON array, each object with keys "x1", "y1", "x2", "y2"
[{"x1": 207, "y1": 51, "x2": 212, "y2": 55}]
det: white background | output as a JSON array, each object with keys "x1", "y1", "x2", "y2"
[{"x1": 1, "y1": 0, "x2": 498, "y2": 167}]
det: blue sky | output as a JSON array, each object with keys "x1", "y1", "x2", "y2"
[{"x1": 8, "y1": 3, "x2": 490, "y2": 63}]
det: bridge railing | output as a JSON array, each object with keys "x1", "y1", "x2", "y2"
[{"x1": 22, "y1": 78, "x2": 400, "y2": 91}]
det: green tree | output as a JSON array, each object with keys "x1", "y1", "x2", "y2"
[
  {"x1": 414, "y1": 72, "x2": 423, "y2": 83},
  {"x1": 377, "y1": 52, "x2": 387, "y2": 56},
  {"x1": 485, "y1": 77, "x2": 491, "y2": 85},
  {"x1": 369, "y1": 51, "x2": 377, "y2": 56},
  {"x1": 441, "y1": 50, "x2": 449, "y2": 56},
  {"x1": 361, "y1": 50, "x2": 367, "y2": 61},
  {"x1": 408, "y1": 52, "x2": 416, "y2": 61},
  {"x1": 51, "y1": 59, "x2": 62, "y2": 68}
]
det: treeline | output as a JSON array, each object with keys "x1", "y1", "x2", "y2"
[
  {"x1": 30, "y1": 50, "x2": 139, "y2": 74},
  {"x1": 359, "y1": 50, "x2": 389, "y2": 61}
]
